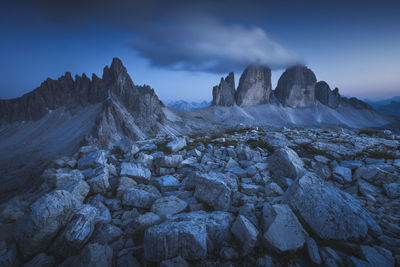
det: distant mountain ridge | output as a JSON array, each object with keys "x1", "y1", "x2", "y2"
[
  {"x1": 167, "y1": 100, "x2": 210, "y2": 110},
  {"x1": 365, "y1": 96, "x2": 400, "y2": 117}
]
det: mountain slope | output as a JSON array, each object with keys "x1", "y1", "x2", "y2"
[
  {"x1": 0, "y1": 58, "x2": 167, "y2": 198},
  {"x1": 164, "y1": 102, "x2": 390, "y2": 135}
]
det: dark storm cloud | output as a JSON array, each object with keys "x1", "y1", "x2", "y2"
[
  {"x1": 9, "y1": 0, "x2": 303, "y2": 73},
  {"x1": 9, "y1": 0, "x2": 400, "y2": 73}
]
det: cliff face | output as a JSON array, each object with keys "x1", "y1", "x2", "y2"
[
  {"x1": 274, "y1": 66, "x2": 317, "y2": 108},
  {"x1": 0, "y1": 58, "x2": 165, "y2": 141},
  {"x1": 212, "y1": 72, "x2": 236, "y2": 106},
  {"x1": 0, "y1": 58, "x2": 166, "y2": 198},
  {"x1": 315, "y1": 81, "x2": 340, "y2": 109},
  {"x1": 235, "y1": 65, "x2": 272, "y2": 106}
]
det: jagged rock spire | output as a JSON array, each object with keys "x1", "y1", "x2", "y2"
[
  {"x1": 212, "y1": 72, "x2": 236, "y2": 106},
  {"x1": 315, "y1": 81, "x2": 340, "y2": 109}
]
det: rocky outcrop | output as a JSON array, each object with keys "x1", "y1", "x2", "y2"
[
  {"x1": 212, "y1": 72, "x2": 236, "y2": 106},
  {"x1": 0, "y1": 58, "x2": 165, "y2": 141},
  {"x1": 0, "y1": 58, "x2": 166, "y2": 199},
  {"x1": 284, "y1": 172, "x2": 382, "y2": 241},
  {"x1": 236, "y1": 65, "x2": 272, "y2": 106},
  {"x1": 15, "y1": 190, "x2": 78, "y2": 258},
  {"x1": 315, "y1": 81, "x2": 340, "y2": 108},
  {"x1": 274, "y1": 65, "x2": 317, "y2": 107}
]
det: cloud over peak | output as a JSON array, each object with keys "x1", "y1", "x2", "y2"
[{"x1": 131, "y1": 18, "x2": 302, "y2": 73}]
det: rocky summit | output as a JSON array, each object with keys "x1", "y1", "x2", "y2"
[
  {"x1": 1, "y1": 126, "x2": 399, "y2": 266},
  {"x1": 235, "y1": 65, "x2": 272, "y2": 106},
  {"x1": 274, "y1": 65, "x2": 317, "y2": 108}
]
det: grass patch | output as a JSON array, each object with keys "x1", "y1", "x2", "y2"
[
  {"x1": 245, "y1": 139, "x2": 275, "y2": 153},
  {"x1": 291, "y1": 143, "x2": 334, "y2": 160},
  {"x1": 156, "y1": 140, "x2": 171, "y2": 154},
  {"x1": 358, "y1": 128, "x2": 379, "y2": 137},
  {"x1": 356, "y1": 148, "x2": 396, "y2": 160}
]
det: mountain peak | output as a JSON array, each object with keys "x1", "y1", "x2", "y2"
[{"x1": 110, "y1": 57, "x2": 124, "y2": 73}]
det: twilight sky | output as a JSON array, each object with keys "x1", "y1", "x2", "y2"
[{"x1": 1, "y1": 0, "x2": 399, "y2": 102}]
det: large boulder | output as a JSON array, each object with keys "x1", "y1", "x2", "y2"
[
  {"x1": 15, "y1": 190, "x2": 77, "y2": 258},
  {"x1": 267, "y1": 147, "x2": 305, "y2": 179},
  {"x1": 59, "y1": 243, "x2": 113, "y2": 267},
  {"x1": 122, "y1": 188, "x2": 158, "y2": 209},
  {"x1": 315, "y1": 81, "x2": 340, "y2": 109},
  {"x1": 166, "y1": 138, "x2": 187, "y2": 153},
  {"x1": 231, "y1": 215, "x2": 259, "y2": 255},
  {"x1": 360, "y1": 245, "x2": 395, "y2": 267},
  {"x1": 49, "y1": 204, "x2": 98, "y2": 257},
  {"x1": 194, "y1": 172, "x2": 233, "y2": 211},
  {"x1": 144, "y1": 220, "x2": 207, "y2": 262},
  {"x1": 45, "y1": 170, "x2": 89, "y2": 203},
  {"x1": 236, "y1": 65, "x2": 272, "y2": 106},
  {"x1": 212, "y1": 72, "x2": 236, "y2": 106},
  {"x1": 274, "y1": 65, "x2": 316, "y2": 107},
  {"x1": 284, "y1": 173, "x2": 382, "y2": 241},
  {"x1": 78, "y1": 151, "x2": 106, "y2": 170},
  {"x1": 170, "y1": 211, "x2": 235, "y2": 255},
  {"x1": 262, "y1": 204, "x2": 306, "y2": 253},
  {"x1": 120, "y1": 162, "x2": 151, "y2": 184},
  {"x1": 151, "y1": 196, "x2": 188, "y2": 217}
]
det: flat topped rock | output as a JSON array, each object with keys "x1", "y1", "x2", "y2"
[
  {"x1": 275, "y1": 65, "x2": 316, "y2": 108},
  {"x1": 284, "y1": 172, "x2": 382, "y2": 241},
  {"x1": 236, "y1": 65, "x2": 272, "y2": 106}
]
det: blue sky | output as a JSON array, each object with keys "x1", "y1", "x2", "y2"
[{"x1": 1, "y1": 0, "x2": 399, "y2": 102}]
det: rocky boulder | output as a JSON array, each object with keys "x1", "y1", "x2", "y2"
[
  {"x1": 122, "y1": 188, "x2": 158, "y2": 209},
  {"x1": 262, "y1": 204, "x2": 306, "y2": 253},
  {"x1": 231, "y1": 215, "x2": 259, "y2": 255},
  {"x1": 267, "y1": 147, "x2": 305, "y2": 179},
  {"x1": 50, "y1": 205, "x2": 98, "y2": 257},
  {"x1": 212, "y1": 72, "x2": 236, "y2": 106},
  {"x1": 284, "y1": 173, "x2": 382, "y2": 241},
  {"x1": 120, "y1": 163, "x2": 151, "y2": 184},
  {"x1": 194, "y1": 172, "x2": 233, "y2": 211},
  {"x1": 236, "y1": 65, "x2": 272, "y2": 106},
  {"x1": 274, "y1": 65, "x2": 316, "y2": 108},
  {"x1": 144, "y1": 220, "x2": 207, "y2": 261},
  {"x1": 315, "y1": 81, "x2": 340, "y2": 109},
  {"x1": 15, "y1": 190, "x2": 77, "y2": 258},
  {"x1": 150, "y1": 196, "x2": 188, "y2": 218},
  {"x1": 59, "y1": 243, "x2": 113, "y2": 267}
]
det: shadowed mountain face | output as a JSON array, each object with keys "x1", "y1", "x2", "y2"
[
  {"x1": 0, "y1": 58, "x2": 165, "y2": 140},
  {"x1": 0, "y1": 58, "x2": 166, "y2": 198},
  {"x1": 274, "y1": 66, "x2": 317, "y2": 108}
]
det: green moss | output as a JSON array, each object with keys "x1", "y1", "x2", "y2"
[
  {"x1": 156, "y1": 140, "x2": 171, "y2": 154},
  {"x1": 358, "y1": 128, "x2": 379, "y2": 137},
  {"x1": 357, "y1": 148, "x2": 396, "y2": 160},
  {"x1": 291, "y1": 143, "x2": 334, "y2": 160},
  {"x1": 245, "y1": 139, "x2": 275, "y2": 153}
]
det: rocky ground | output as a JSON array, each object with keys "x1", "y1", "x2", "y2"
[{"x1": 1, "y1": 126, "x2": 400, "y2": 267}]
